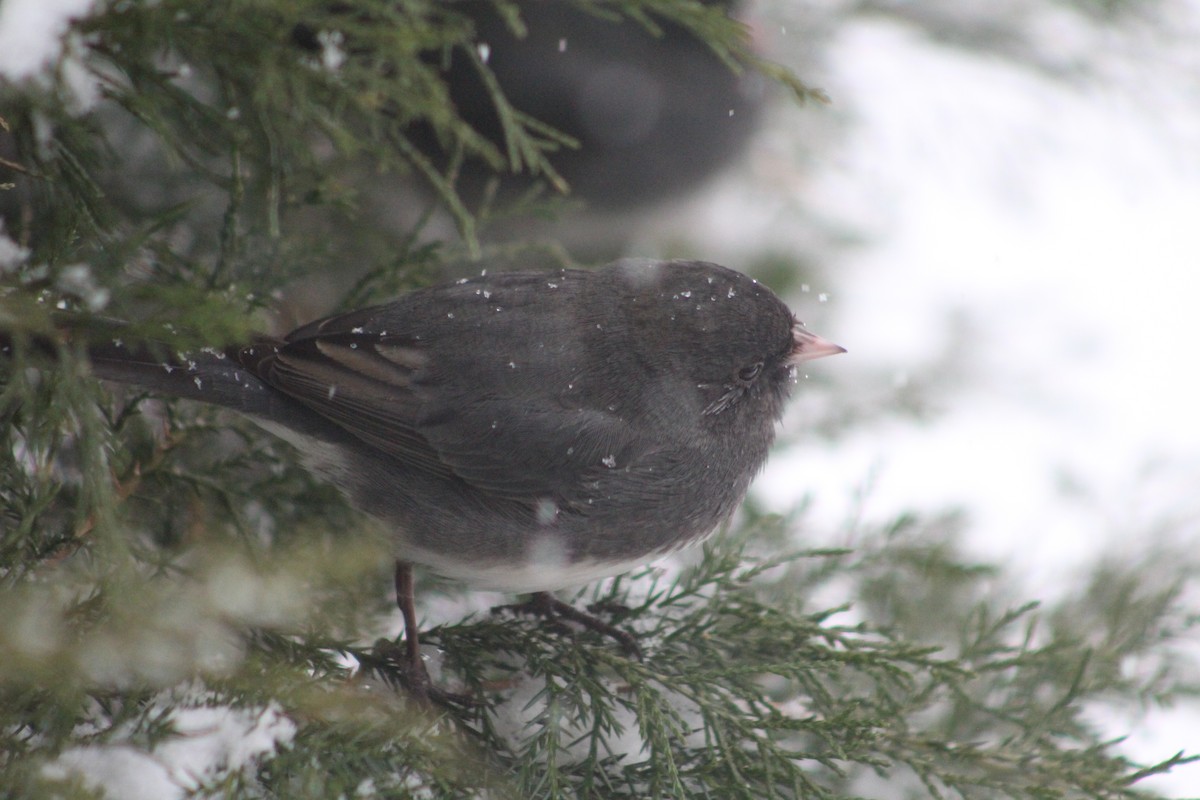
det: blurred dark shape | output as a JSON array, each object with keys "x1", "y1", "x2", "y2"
[
  {"x1": 417, "y1": 1, "x2": 767, "y2": 212},
  {"x1": 0, "y1": 3, "x2": 769, "y2": 284}
]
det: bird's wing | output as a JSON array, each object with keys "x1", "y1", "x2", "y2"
[
  {"x1": 243, "y1": 291, "x2": 647, "y2": 502},
  {"x1": 244, "y1": 328, "x2": 457, "y2": 482}
]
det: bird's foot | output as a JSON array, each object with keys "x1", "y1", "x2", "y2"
[
  {"x1": 364, "y1": 638, "x2": 477, "y2": 708},
  {"x1": 493, "y1": 592, "x2": 643, "y2": 660}
]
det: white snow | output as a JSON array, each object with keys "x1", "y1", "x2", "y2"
[
  {"x1": 0, "y1": 0, "x2": 95, "y2": 79},
  {"x1": 740, "y1": 13, "x2": 1200, "y2": 796},
  {"x1": 0, "y1": 222, "x2": 30, "y2": 273},
  {"x1": 44, "y1": 697, "x2": 295, "y2": 799},
  {"x1": 762, "y1": 12, "x2": 1200, "y2": 607}
]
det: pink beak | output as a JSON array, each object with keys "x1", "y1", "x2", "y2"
[{"x1": 788, "y1": 323, "x2": 846, "y2": 364}]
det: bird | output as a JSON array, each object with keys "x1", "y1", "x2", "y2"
[
  {"x1": 2, "y1": 258, "x2": 843, "y2": 696},
  {"x1": 404, "y1": 1, "x2": 767, "y2": 211}
]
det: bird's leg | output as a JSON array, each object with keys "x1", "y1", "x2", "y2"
[
  {"x1": 393, "y1": 560, "x2": 431, "y2": 696},
  {"x1": 360, "y1": 561, "x2": 477, "y2": 707},
  {"x1": 494, "y1": 591, "x2": 643, "y2": 660}
]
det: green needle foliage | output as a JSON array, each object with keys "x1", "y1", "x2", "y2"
[{"x1": 0, "y1": 1, "x2": 1195, "y2": 798}]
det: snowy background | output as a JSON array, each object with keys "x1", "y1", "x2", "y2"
[{"x1": 724, "y1": 3, "x2": 1200, "y2": 795}]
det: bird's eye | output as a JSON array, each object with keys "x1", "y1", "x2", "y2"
[{"x1": 737, "y1": 361, "x2": 763, "y2": 384}]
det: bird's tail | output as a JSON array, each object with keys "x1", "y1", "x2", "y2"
[
  {"x1": 4, "y1": 315, "x2": 356, "y2": 452},
  {"x1": 1, "y1": 315, "x2": 282, "y2": 419}
]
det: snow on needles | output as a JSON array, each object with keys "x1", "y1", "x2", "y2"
[
  {"x1": 0, "y1": 0, "x2": 94, "y2": 80},
  {"x1": 0, "y1": 0, "x2": 99, "y2": 109},
  {"x1": 43, "y1": 697, "x2": 296, "y2": 800}
]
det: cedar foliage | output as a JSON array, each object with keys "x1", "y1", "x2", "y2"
[{"x1": 1, "y1": 1, "x2": 1196, "y2": 798}]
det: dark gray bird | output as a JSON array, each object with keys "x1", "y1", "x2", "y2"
[
  {"x1": 405, "y1": 1, "x2": 767, "y2": 211},
  {"x1": 4, "y1": 259, "x2": 843, "y2": 694}
]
